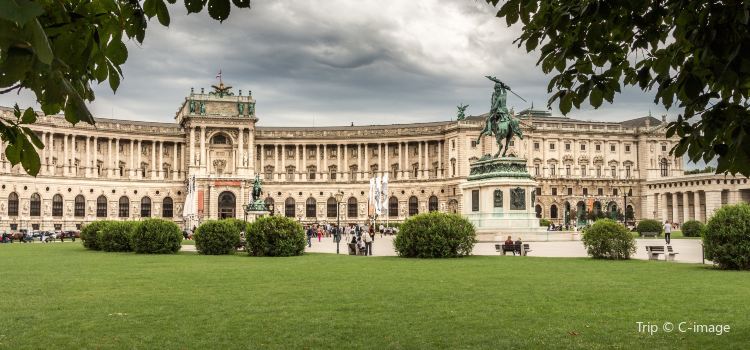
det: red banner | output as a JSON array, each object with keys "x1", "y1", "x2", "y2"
[
  {"x1": 197, "y1": 190, "x2": 204, "y2": 214},
  {"x1": 214, "y1": 180, "x2": 241, "y2": 187}
]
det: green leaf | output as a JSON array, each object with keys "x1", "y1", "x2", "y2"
[
  {"x1": 21, "y1": 107, "x2": 36, "y2": 124},
  {"x1": 108, "y1": 61, "x2": 121, "y2": 92},
  {"x1": 156, "y1": 0, "x2": 171, "y2": 26},
  {"x1": 208, "y1": 0, "x2": 230, "y2": 22},
  {"x1": 185, "y1": 0, "x2": 208, "y2": 14},
  {"x1": 232, "y1": 0, "x2": 250, "y2": 8},
  {"x1": 28, "y1": 19, "x2": 53, "y2": 64},
  {"x1": 5, "y1": 141, "x2": 21, "y2": 164},
  {"x1": 0, "y1": 0, "x2": 44, "y2": 26},
  {"x1": 105, "y1": 40, "x2": 128, "y2": 66},
  {"x1": 559, "y1": 92, "x2": 573, "y2": 115},
  {"x1": 590, "y1": 87, "x2": 603, "y2": 108},
  {"x1": 20, "y1": 135, "x2": 40, "y2": 176},
  {"x1": 23, "y1": 126, "x2": 44, "y2": 149}
]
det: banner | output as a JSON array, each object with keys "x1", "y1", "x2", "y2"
[
  {"x1": 368, "y1": 178, "x2": 375, "y2": 217},
  {"x1": 381, "y1": 174, "x2": 389, "y2": 216},
  {"x1": 375, "y1": 176, "x2": 382, "y2": 216}
]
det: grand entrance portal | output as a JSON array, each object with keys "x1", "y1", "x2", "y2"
[{"x1": 218, "y1": 191, "x2": 236, "y2": 219}]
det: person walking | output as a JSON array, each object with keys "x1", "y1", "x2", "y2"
[
  {"x1": 306, "y1": 226, "x2": 313, "y2": 247},
  {"x1": 317, "y1": 226, "x2": 322, "y2": 242},
  {"x1": 663, "y1": 220, "x2": 672, "y2": 245},
  {"x1": 361, "y1": 228, "x2": 373, "y2": 256}
]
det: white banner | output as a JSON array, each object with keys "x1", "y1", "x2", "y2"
[
  {"x1": 375, "y1": 176, "x2": 382, "y2": 216},
  {"x1": 368, "y1": 177, "x2": 375, "y2": 217},
  {"x1": 381, "y1": 173, "x2": 389, "y2": 216}
]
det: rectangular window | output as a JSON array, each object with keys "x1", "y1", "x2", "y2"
[
  {"x1": 662, "y1": 144, "x2": 667, "y2": 152},
  {"x1": 471, "y1": 190, "x2": 479, "y2": 212},
  {"x1": 581, "y1": 166, "x2": 587, "y2": 177},
  {"x1": 549, "y1": 143, "x2": 556, "y2": 150},
  {"x1": 565, "y1": 143, "x2": 571, "y2": 151},
  {"x1": 565, "y1": 165, "x2": 571, "y2": 176},
  {"x1": 451, "y1": 140, "x2": 455, "y2": 149},
  {"x1": 534, "y1": 164, "x2": 540, "y2": 176},
  {"x1": 567, "y1": 188, "x2": 573, "y2": 196},
  {"x1": 626, "y1": 165, "x2": 631, "y2": 178},
  {"x1": 610, "y1": 144, "x2": 616, "y2": 152},
  {"x1": 611, "y1": 166, "x2": 617, "y2": 178},
  {"x1": 550, "y1": 166, "x2": 556, "y2": 176},
  {"x1": 535, "y1": 187, "x2": 542, "y2": 195},
  {"x1": 625, "y1": 145, "x2": 631, "y2": 152},
  {"x1": 551, "y1": 188, "x2": 557, "y2": 196},
  {"x1": 32, "y1": 224, "x2": 40, "y2": 230},
  {"x1": 471, "y1": 141, "x2": 477, "y2": 148},
  {"x1": 596, "y1": 166, "x2": 602, "y2": 177},
  {"x1": 595, "y1": 144, "x2": 601, "y2": 151},
  {"x1": 581, "y1": 144, "x2": 586, "y2": 151},
  {"x1": 583, "y1": 188, "x2": 588, "y2": 196},
  {"x1": 534, "y1": 142, "x2": 540, "y2": 150},
  {"x1": 613, "y1": 189, "x2": 619, "y2": 196},
  {"x1": 308, "y1": 168, "x2": 316, "y2": 180},
  {"x1": 597, "y1": 188, "x2": 603, "y2": 196}
]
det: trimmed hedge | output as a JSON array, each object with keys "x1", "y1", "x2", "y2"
[
  {"x1": 582, "y1": 219, "x2": 636, "y2": 259},
  {"x1": 194, "y1": 220, "x2": 240, "y2": 255},
  {"x1": 539, "y1": 218, "x2": 552, "y2": 227},
  {"x1": 681, "y1": 220, "x2": 705, "y2": 238},
  {"x1": 99, "y1": 221, "x2": 137, "y2": 252},
  {"x1": 636, "y1": 219, "x2": 662, "y2": 237},
  {"x1": 131, "y1": 218, "x2": 182, "y2": 254},
  {"x1": 81, "y1": 220, "x2": 111, "y2": 250},
  {"x1": 394, "y1": 212, "x2": 476, "y2": 258},
  {"x1": 246, "y1": 216, "x2": 305, "y2": 257},
  {"x1": 704, "y1": 203, "x2": 750, "y2": 270}
]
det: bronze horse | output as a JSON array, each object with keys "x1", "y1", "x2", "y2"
[{"x1": 476, "y1": 115, "x2": 523, "y2": 158}]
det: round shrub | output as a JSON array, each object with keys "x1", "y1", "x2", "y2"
[
  {"x1": 704, "y1": 203, "x2": 750, "y2": 270},
  {"x1": 194, "y1": 220, "x2": 240, "y2": 255},
  {"x1": 222, "y1": 218, "x2": 250, "y2": 234},
  {"x1": 681, "y1": 220, "x2": 705, "y2": 238},
  {"x1": 582, "y1": 219, "x2": 636, "y2": 259},
  {"x1": 394, "y1": 212, "x2": 476, "y2": 258},
  {"x1": 636, "y1": 219, "x2": 663, "y2": 237},
  {"x1": 81, "y1": 220, "x2": 111, "y2": 250},
  {"x1": 539, "y1": 218, "x2": 552, "y2": 227},
  {"x1": 131, "y1": 218, "x2": 183, "y2": 254},
  {"x1": 99, "y1": 221, "x2": 137, "y2": 252},
  {"x1": 246, "y1": 216, "x2": 305, "y2": 257}
]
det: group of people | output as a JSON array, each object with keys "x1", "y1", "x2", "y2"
[
  {"x1": 302, "y1": 222, "x2": 383, "y2": 256},
  {"x1": 503, "y1": 235, "x2": 524, "y2": 256}
]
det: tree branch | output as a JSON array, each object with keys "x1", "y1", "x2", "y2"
[{"x1": 0, "y1": 84, "x2": 21, "y2": 94}]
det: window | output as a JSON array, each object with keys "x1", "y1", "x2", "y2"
[
  {"x1": 308, "y1": 166, "x2": 316, "y2": 180},
  {"x1": 549, "y1": 143, "x2": 556, "y2": 150},
  {"x1": 451, "y1": 140, "x2": 455, "y2": 150},
  {"x1": 327, "y1": 197, "x2": 337, "y2": 218},
  {"x1": 96, "y1": 195, "x2": 107, "y2": 217},
  {"x1": 662, "y1": 144, "x2": 667, "y2": 152},
  {"x1": 471, "y1": 141, "x2": 477, "y2": 148},
  {"x1": 534, "y1": 142, "x2": 540, "y2": 150},
  {"x1": 306, "y1": 197, "x2": 316, "y2": 218},
  {"x1": 551, "y1": 188, "x2": 557, "y2": 196},
  {"x1": 567, "y1": 188, "x2": 573, "y2": 196},
  {"x1": 52, "y1": 194, "x2": 63, "y2": 217},
  {"x1": 8, "y1": 193, "x2": 18, "y2": 216},
  {"x1": 350, "y1": 165, "x2": 358, "y2": 180},
  {"x1": 565, "y1": 165, "x2": 571, "y2": 176},
  {"x1": 625, "y1": 145, "x2": 631, "y2": 152},
  {"x1": 30, "y1": 193, "x2": 41, "y2": 217},
  {"x1": 389, "y1": 197, "x2": 398, "y2": 217},
  {"x1": 580, "y1": 143, "x2": 586, "y2": 151},
  {"x1": 595, "y1": 144, "x2": 601, "y2": 151},
  {"x1": 550, "y1": 205, "x2": 558, "y2": 219},
  {"x1": 550, "y1": 166, "x2": 556, "y2": 176},
  {"x1": 581, "y1": 166, "x2": 587, "y2": 177},
  {"x1": 565, "y1": 143, "x2": 571, "y2": 151},
  {"x1": 611, "y1": 166, "x2": 617, "y2": 178},
  {"x1": 597, "y1": 188, "x2": 603, "y2": 196},
  {"x1": 286, "y1": 166, "x2": 295, "y2": 181},
  {"x1": 329, "y1": 166, "x2": 337, "y2": 180},
  {"x1": 212, "y1": 135, "x2": 227, "y2": 144},
  {"x1": 162, "y1": 197, "x2": 173, "y2": 218},
  {"x1": 610, "y1": 144, "x2": 616, "y2": 152},
  {"x1": 74, "y1": 195, "x2": 85, "y2": 217},
  {"x1": 660, "y1": 158, "x2": 669, "y2": 177},
  {"x1": 613, "y1": 189, "x2": 619, "y2": 196},
  {"x1": 413, "y1": 164, "x2": 418, "y2": 178},
  {"x1": 409, "y1": 196, "x2": 419, "y2": 216},
  {"x1": 348, "y1": 197, "x2": 358, "y2": 218},
  {"x1": 265, "y1": 148, "x2": 273, "y2": 157},
  {"x1": 119, "y1": 196, "x2": 129, "y2": 217},
  {"x1": 141, "y1": 197, "x2": 151, "y2": 217},
  {"x1": 534, "y1": 164, "x2": 540, "y2": 176},
  {"x1": 625, "y1": 165, "x2": 631, "y2": 178},
  {"x1": 264, "y1": 166, "x2": 274, "y2": 180},
  {"x1": 428, "y1": 196, "x2": 438, "y2": 212},
  {"x1": 287, "y1": 149, "x2": 294, "y2": 157},
  {"x1": 535, "y1": 188, "x2": 542, "y2": 195},
  {"x1": 596, "y1": 165, "x2": 602, "y2": 177},
  {"x1": 284, "y1": 198, "x2": 295, "y2": 217},
  {"x1": 583, "y1": 188, "x2": 588, "y2": 196}
]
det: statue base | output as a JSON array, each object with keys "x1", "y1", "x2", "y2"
[{"x1": 460, "y1": 156, "x2": 546, "y2": 241}]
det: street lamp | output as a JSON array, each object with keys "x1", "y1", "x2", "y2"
[{"x1": 334, "y1": 190, "x2": 344, "y2": 254}]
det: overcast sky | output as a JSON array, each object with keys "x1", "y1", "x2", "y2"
[{"x1": 1, "y1": 0, "x2": 680, "y2": 127}]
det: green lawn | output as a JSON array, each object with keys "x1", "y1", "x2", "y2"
[
  {"x1": 180, "y1": 239, "x2": 195, "y2": 245},
  {"x1": 631, "y1": 230, "x2": 700, "y2": 239},
  {"x1": 1, "y1": 244, "x2": 748, "y2": 349}
]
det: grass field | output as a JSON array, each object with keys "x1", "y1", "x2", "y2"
[{"x1": 1, "y1": 243, "x2": 748, "y2": 349}]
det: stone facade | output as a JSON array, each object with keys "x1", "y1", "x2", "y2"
[{"x1": 0, "y1": 86, "x2": 746, "y2": 231}]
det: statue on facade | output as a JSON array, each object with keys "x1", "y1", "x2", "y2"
[
  {"x1": 456, "y1": 104, "x2": 469, "y2": 121},
  {"x1": 238, "y1": 102, "x2": 244, "y2": 115},
  {"x1": 199, "y1": 101, "x2": 206, "y2": 115},
  {"x1": 476, "y1": 76, "x2": 524, "y2": 158},
  {"x1": 189, "y1": 100, "x2": 196, "y2": 113},
  {"x1": 248, "y1": 103, "x2": 255, "y2": 115}
]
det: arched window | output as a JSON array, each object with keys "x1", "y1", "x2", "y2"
[
  {"x1": 7, "y1": 192, "x2": 18, "y2": 216},
  {"x1": 52, "y1": 194, "x2": 63, "y2": 217},
  {"x1": 535, "y1": 204, "x2": 542, "y2": 218},
  {"x1": 306, "y1": 197, "x2": 316, "y2": 218},
  {"x1": 428, "y1": 195, "x2": 438, "y2": 212},
  {"x1": 348, "y1": 197, "x2": 358, "y2": 218},
  {"x1": 327, "y1": 197, "x2": 337, "y2": 218},
  {"x1": 74, "y1": 195, "x2": 85, "y2": 217},
  {"x1": 408, "y1": 196, "x2": 419, "y2": 216},
  {"x1": 448, "y1": 199, "x2": 459, "y2": 214},
  {"x1": 96, "y1": 195, "x2": 107, "y2": 217},
  {"x1": 141, "y1": 197, "x2": 152, "y2": 217},
  {"x1": 660, "y1": 158, "x2": 669, "y2": 177},
  {"x1": 162, "y1": 197, "x2": 173, "y2": 218},
  {"x1": 593, "y1": 201, "x2": 602, "y2": 215},
  {"x1": 30, "y1": 193, "x2": 41, "y2": 217},
  {"x1": 212, "y1": 134, "x2": 228, "y2": 144},
  {"x1": 119, "y1": 196, "x2": 129, "y2": 218},
  {"x1": 264, "y1": 197, "x2": 275, "y2": 214},
  {"x1": 388, "y1": 196, "x2": 398, "y2": 217},
  {"x1": 285, "y1": 197, "x2": 295, "y2": 218},
  {"x1": 550, "y1": 204, "x2": 558, "y2": 219}
]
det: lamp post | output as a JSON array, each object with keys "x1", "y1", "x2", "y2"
[{"x1": 334, "y1": 190, "x2": 344, "y2": 254}]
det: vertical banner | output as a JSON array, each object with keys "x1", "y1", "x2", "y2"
[
  {"x1": 368, "y1": 178, "x2": 375, "y2": 217},
  {"x1": 381, "y1": 173, "x2": 389, "y2": 217},
  {"x1": 375, "y1": 176, "x2": 382, "y2": 216}
]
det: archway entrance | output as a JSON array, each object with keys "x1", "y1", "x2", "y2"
[{"x1": 218, "y1": 191, "x2": 236, "y2": 219}]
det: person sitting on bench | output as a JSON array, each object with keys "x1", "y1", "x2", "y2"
[{"x1": 514, "y1": 237, "x2": 523, "y2": 256}]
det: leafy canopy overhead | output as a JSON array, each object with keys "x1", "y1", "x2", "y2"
[
  {"x1": 0, "y1": 0, "x2": 251, "y2": 176},
  {"x1": 486, "y1": 0, "x2": 750, "y2": 175}
]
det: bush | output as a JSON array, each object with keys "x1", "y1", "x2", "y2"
[
  {"x1": 99, "y1": 221, "x2": 137, "y2": 252},
  {"x1": 394, "y1": 212, "x2": 476, "y2": 258},
  {"x1": 582, "y1": 219, "x2": 636, "y2": 259},
  {"x1": 80, "y1": 220, "x2": 111, "y2": 250},
  {"x1": 222, "y1": 218, "x2": 250, "y2": 234},
  {"x1": 539, "y1": 218, "x2": 552, "y2": 227},
  {"x1": 194, "y1": 220, "x2": 240, "y2": 255},
  {"x1": 704, "y1": 204, "x2": 750, "y2": 270},
  {"x1": 636, "y1": 219, "x2": 663, "y2": 237},
  {"x1": 681, "y1": 220, "x2": 705, "y2": 238},
  {"x1": 131, "y1": 218, "x2": 183, "y2": 254},
  {"x1": 246, "y1": 216, "x2": 305, "y2": 257}
]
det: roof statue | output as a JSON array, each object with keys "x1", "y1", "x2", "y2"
[
  {"x1": 476, "y1": 76, "x2": 524, "y2": 158},
  {"x1": 456, "y1": 104, "x2": 469, "y2": 121},
  {"x1": 209, "y1": 70, "x2": 234, "y2": 98}
]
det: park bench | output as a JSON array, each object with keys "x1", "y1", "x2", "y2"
[
  {"x1": 646, "y1": 246, "x2": 665, "y2": 260},
  {"x1": 641, "y1": 231, "x2": 659, "y2": 238},
  {"x1": 666, "y1": 245, "x2": 679, "y2": 261},
  {"x1": 495, "y1": 243, "x2": 532, "y2": 256}
]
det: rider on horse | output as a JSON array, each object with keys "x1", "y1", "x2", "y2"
[{"x1": 476, "y1": 76, "x2": 523, "y2": 158}]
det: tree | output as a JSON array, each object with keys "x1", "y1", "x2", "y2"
[
  {"x1": 486, "y1": 0, "x2": 750, "y2": 176},
  {"x1": 0, "y1": 0, "x2": 251, "y2": 176}
]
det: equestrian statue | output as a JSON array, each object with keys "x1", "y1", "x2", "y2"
[{"x1": 476, "y1": 76, "x2": 524, "y2": 158}]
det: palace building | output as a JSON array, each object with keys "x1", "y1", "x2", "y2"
[{"x1": 1, "y1": 83, "x2": 747, "y2": 231}]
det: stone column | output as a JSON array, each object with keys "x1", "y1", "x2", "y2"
[
  {"x1": 238, "y1": 128, "x2": 244, "y2": 170},
  {"x1": 302, "y1": 144, "x2": 306, "y2": 180},
  {"x1": 136, "y1": 140, "x2": 142, "y2": 177},
  {"x1": 189, "y1": 127, "x2": 196, "y2": 167},
  {"x1": 70, "y1": 135, "x2": 77, "y2": 175},
  {"x1": 151, "y1": 141, "x2": 157, "y2": 179},
  {"x1": 404, "y1": 142, "x2": 409, "y2": 179},
  {"x1": 377, "y1": 143, "x2": 382, "y2": 175},
  {"x1": 357, "y1": 144, "x2": 362, "y2": 180},
  {"x1": 438, "y1": 141, "x2": 442, "y2": 178},
  {"x1": 672, "y1": 192, "x2": 681, "y2": 224},
  {"x1": 274, "y1": 144, "x2": 279, "y2": 177},
  {"x1": 343, "y1": 144, "x2": 348, "y2": 181},
  {"x1": 398, "y1": 142, "x2": 403, "y2": 178},
  {"x1": 417, "y1": 141, "x2": 422, "y2": 179},
  {"x1": 694, "y1": 191, "x2": 702, "y2": 222},
  {"x1": 93, "y1": 137, "x2": 99, "y2": 177},
  {"x1": 84, "y1": 135, "x2": 91, "y2": 177},
  {"x1": 337, "y1": 144, "x2": 342, "y2": 182},
  {"x1": 129, "y1": 140, "x2": 135, "y2": 178},
  {"x1": 321, "y1": 145, "x2": 327, "y2": 181},
  {"x1": 364, "y1": 143, "x2": 369, "y2": 179},
  {"x1": 247, "y1": 128, "x2": 254, "y2": 173},
  {"x1": 114, "y1": 138, "x2": 120, "y2": 177},
  {"x1": 47, "y1": 133, "x2": 54, "y2": 173},
  {"x1": 661, "y1": 193, "x2": 669, "y2": 222},
  {"x1": 424, "y1": 141, "x2": 429, "y2": 178},
  {"x1": 180, "y1": 143, "x2": 185, "y2": 179},
  {"x1": 683, "y1": 191, "x2": 692, "y2": 222},
  {"x1": 200, "y1": 126, "x2": 206, "y2": 170},
  {"x1": 705, "y1": 190, "x2": 722, "y2": 221},
  {"x1": 63, "y1": 133, "x2": 69, "y2": 175},
  {"x1": 158, "y1": 141, "x2": 163, "y2": 179},
  {"x1": 106, "y1": 138, "x2": 112, "y2": 177},
  {"x1": 173, "y1": 142, "x2": 178, "y2": 180},
  {"x1": 384, "y1": 143, "x2": 389, "y2": 178},
  {"x1": 280, "y1": 144, "x2": 286, "y2": 180},
  {"x1": 258, "y1": 145, "x2": 264, "y2": 176}
]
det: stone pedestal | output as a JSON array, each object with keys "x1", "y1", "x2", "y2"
[
  {"x1": 245, "y1": 210, "x2": 270, "y2": 222},
  {"x1": 459, "y1": 156, "x2": 546, "y2": 240}
]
